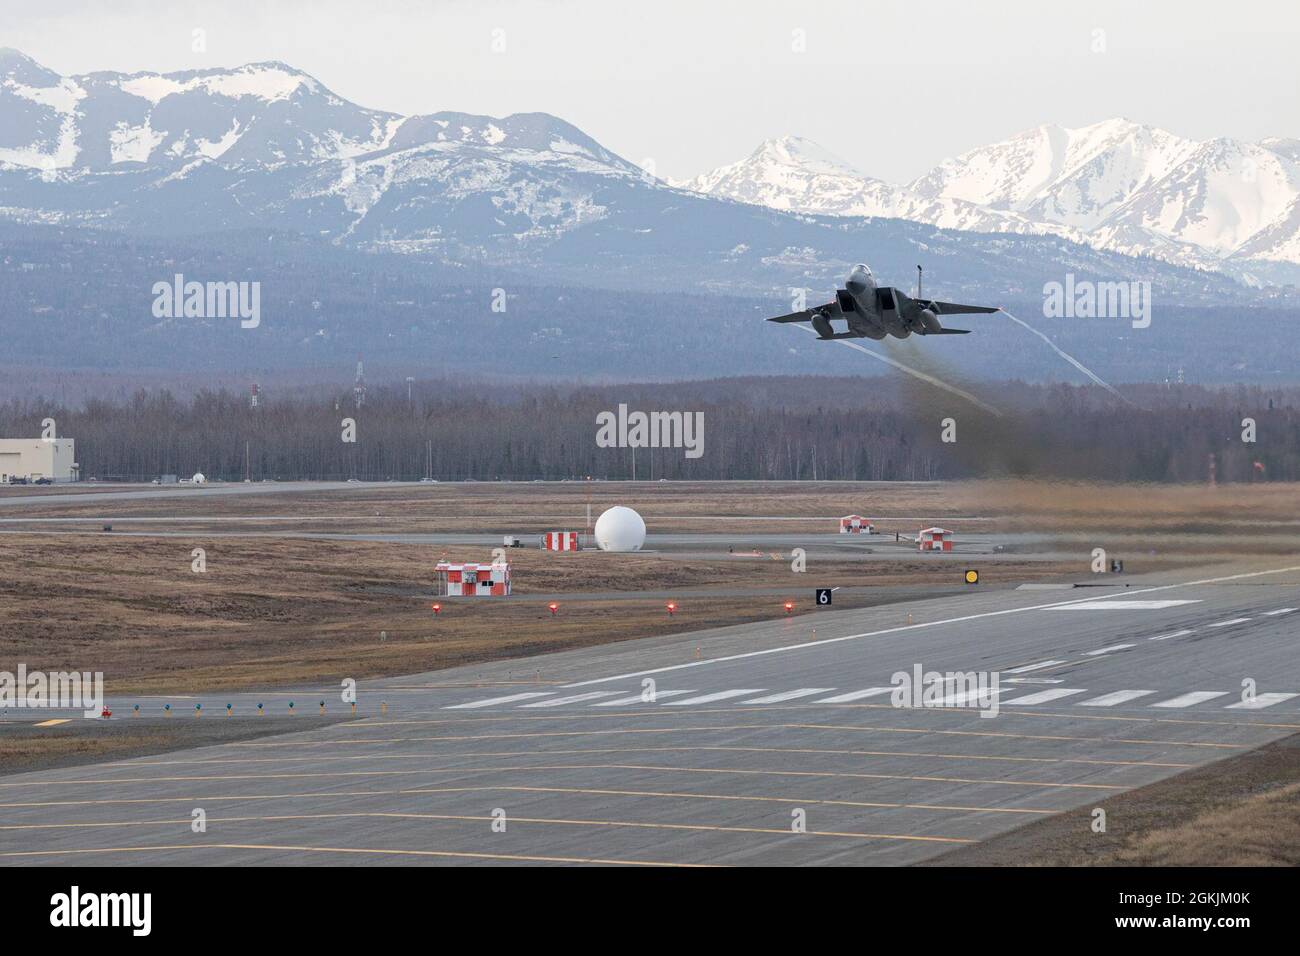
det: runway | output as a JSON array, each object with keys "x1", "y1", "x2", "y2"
[{"x1": 2, "y1": 561, "x2": 1298, "y2": 866}]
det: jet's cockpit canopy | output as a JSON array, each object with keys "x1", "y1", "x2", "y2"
[{"x1": 853, "y1": 263, "x2": 872, "y2": 277}]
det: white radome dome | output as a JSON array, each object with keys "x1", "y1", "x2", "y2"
[
  {"x1": 594, "y1": 506, "x2": 646, "y2": 552},
  {"x1": 192, "y1": 472, "x2": 206, "y2": 484}
]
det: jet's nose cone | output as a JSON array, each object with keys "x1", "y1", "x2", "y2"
[{"x1": 845, "y1": 264, "x2": 872, "y2": 293}]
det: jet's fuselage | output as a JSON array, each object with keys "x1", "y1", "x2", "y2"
[{"x1": 842, "y1": 263, "x2": 896, "y2": 340}]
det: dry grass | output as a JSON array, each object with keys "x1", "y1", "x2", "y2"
[
  {"x1": 1, "y1": 479, "x2": 1295, "y2": 694},
  {"x1": 1107, "y1": 781, "x2": 1300, "y2": 866}
]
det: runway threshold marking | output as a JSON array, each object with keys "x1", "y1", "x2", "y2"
[
  {"x1": 446, "y1": 692, "x2": 555, "y2": 709},
  {"x1": 0, "y1": 810, "x2": 976, "y2": 844},
  {"x1": 594, "y1": 690, "x2": 696, "y2": 706},
  {"x1": 742, "y1": 688, "x2": 835, "y2": 704},
  {"x1": 1226, "y1": 693, "x2": 1299, "y2": 711},
  {"x1": 560, "y1": 564, "x2": 1300, "y2": 688},
  {"x1": 0, "y1": 843, "x2": 705, "y2": 867},
  {"x1": 1151, "y1": 691, "x2": 1231, "y2": 708},
  {"x1": 1078, "y1": 690, "x2": 1156, "y2": 707}
]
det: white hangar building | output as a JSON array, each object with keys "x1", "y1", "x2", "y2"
[{"x1": 0, "y1": 439, "x2": 77, "y2": 483}]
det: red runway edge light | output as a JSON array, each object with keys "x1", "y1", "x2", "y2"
[
  {"x1": 783, "y1": 601, "x2": 794, "y2": 614},
  {"x1": 548, "y1": 602, "x2": 559, "y2": 616}
]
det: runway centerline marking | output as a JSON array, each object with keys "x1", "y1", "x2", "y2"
[
  {"x1": 1051, "y1": 600, "x2": 1201, "y2": 611},
  {"x1": 561, "y1": 564, "x2": 1300, "y2": 687},
  {"x1": 1083, "y1": 644, "x2": 1135, "y2": 656},
  {"x1": 1207, "y1": 618, "x2": 1251, "y2": 628},
  {"x1": 1005, "y1": 660, "x2": 1066, "y2": 674},
  {"x1": 1149, "y1": 629, "x2": 1194, "y2": 641}
]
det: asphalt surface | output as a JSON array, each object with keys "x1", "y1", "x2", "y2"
[{"x1": 3, "y1": 561, "x2": 1298, "y2": 866}]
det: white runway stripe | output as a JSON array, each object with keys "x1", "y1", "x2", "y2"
[
  {"x1": 665, "y1": 689, "x2": 765, "y2": 706},
  {"x1": 1079, "y1": 690, "x2": 1156, "y2": 707},
  {"x1": 1225, "y1": 693, "x2": 1299, "y2": 710},
  {"x1": 520, "y1": 691, "x2": 623, "y2": 708},
  {"x1": 1052, "y1": 599, "x2": 1201, "y2": 610},
  {"x1": 1005, "y1": 660, "x2": 1066, "y2": 674},
  {"x1": 1262, "y1": 608, "x2": 1296, "y2": 616},
  {"x1": 592, "y1": 690, "x2": 697, "y2": 707},
  {"x1": 1150, "y1": 691, "x2": 1229, "y2": 708},
  {"x1": 1149, "y1": 629, "x2": 1193, "y2": 641},
  {"x1": 815, "y1": 687, "x2": 895, "y2": 703},
  {"x1": 445, "y1": 692, "x2": 554, "y2": 709},
  {"x1": 1083, "y1": 643, "x2": 1135, "y2": 656},
  {"x1": 1207, "y1": 618, "x2": 1251, "y2": 628},
  {"x1": 935, "y1": 686, "x2": 1006, "y2": 707},
  {"x1": 743, "y1": 688, "x2": 836, "y2": 704},
  {"x1": 1002, "y1": 688, "x2": 1087, "y2": 706}
]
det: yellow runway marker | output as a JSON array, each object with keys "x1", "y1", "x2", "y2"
[
  {"x1": 0, "y1": 810, "x2": 974, "y2": 844},
  {"x1": 345, "y1": 704, "x2": 1300, "y2": 733},
  {"x1": 0, "y1": 761, "x2": 1128, "y2": 791},
  {"x1": 253, "y1": 721, "x2": 1246, "y2": 751},
  {"x1": 0, "y1": 842, "x2": 705, "y2": 867},
  {"x1": 32, "y1": 719, "x2": 72, "y2": 727},
  {"x1": 117, "y1": 744, "x2": 1195, "y2": 770},
  {"x1": 0, "y1": 784, "x2": 1059, "y2": 816}
]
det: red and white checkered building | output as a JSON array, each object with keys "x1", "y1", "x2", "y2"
[
  {"x1": 839, "y1": 514, "x2": 874, "y2": 534},
  {"x1": 917, "y1": 527, "x2": 953, "y2": 552},
  {"x1": 542, "y1": 531, "x2": 580, "y2": 551},
  {"x1": 434, "y1": 561, "x2": 511, "y2": 596}
]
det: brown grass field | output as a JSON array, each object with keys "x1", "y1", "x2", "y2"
[{"x1": 1, "y1": 479, "x2": 1297, "y2": 693}]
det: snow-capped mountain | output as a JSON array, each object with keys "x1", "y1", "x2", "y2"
[
  {"x1": 681, "y1": 120, "x2": 1300, "y2": 281},
  {"x1": 0, "y1": 48, "x2": 402, "y2": 170},
  {"x1": 0, "y1": 50, "x2": 1261, "y2": 300}
]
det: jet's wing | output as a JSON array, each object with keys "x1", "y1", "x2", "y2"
[
  {"x1": 766, "y1": 302, "x2": 835, "y2": 323},
  {"x1": 923, "y1": 300, "x2": 1000, "y2": 315}
]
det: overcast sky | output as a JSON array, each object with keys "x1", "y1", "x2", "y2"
[{"x1": 6, "y1": 0, "x2": 1298, "y2": 182}]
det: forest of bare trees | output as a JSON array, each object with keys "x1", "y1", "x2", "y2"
[{"x1": 1, "y1": 376, "x2": 1296, "y2": 484}]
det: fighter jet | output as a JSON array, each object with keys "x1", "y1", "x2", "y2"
[{"x1": 767, "y1": 264, "x2": 999, "y2": 340}]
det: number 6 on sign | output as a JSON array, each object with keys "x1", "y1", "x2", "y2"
[{"x1": 816, "y1": 588, "x2": 833, "y2": 606}]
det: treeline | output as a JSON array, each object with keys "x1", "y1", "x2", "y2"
[{"x1": 1, "y1": 377, "x2": 1297, "y2": 483}]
